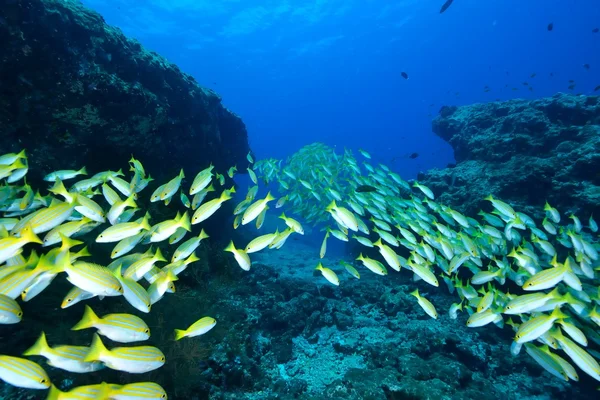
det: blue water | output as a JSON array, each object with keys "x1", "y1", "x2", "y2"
[{"x1": 82, "y1": 0, "x2": 600, "y2": 178}]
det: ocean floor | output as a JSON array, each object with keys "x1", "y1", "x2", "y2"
[
  {"x1": 195, "y1": 238, "x2": 597, "y2": 400},
  {"x1": 1, "y1": 238, "x2": 597, "y2": 400}
]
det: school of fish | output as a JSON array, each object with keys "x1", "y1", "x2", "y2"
[
  {"x1": 1, "y1": 142, "x2": 600, "y2": 397},
  {"x1": 253, "y1": 143, "x2": 600, "y2": 385}
]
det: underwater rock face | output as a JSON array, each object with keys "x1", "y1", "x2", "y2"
[
  {"x1": 0, "y1": 0, "x2": 250, "y2": 184},
  {"x1": 422, "y1": 93, "x2": 600, "y2": 218}
]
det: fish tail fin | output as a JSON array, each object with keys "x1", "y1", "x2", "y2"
[
  {"x1": 279, "y1": 212, "x2": 287, "y2": 220},
  {"x1": 265, "y1": 191, "x2": 275, "y2": 202},
  {"x1": 46, "y1": 385, "x2": 64, "y2": 400},
  {"x1": 186, "y1": 253, "x2": 200, "y2": 264},
  {"x1": 174, "y1": 329, "x2": 186, "y2": 341},
  {"x1": 71, "y1": 305, "x2": 99, "y2": 331},
  {"x1": 551, "y1": 307, "x2": 569, "y2": 320},
  {"x1": 23, "y1": 331, "x2": 50, "y2": 356},
  {"x1": 199, "y1": 229, "x2": 209, "y2": 240},
  {"x1": 224, "y1": 241, "x2": 236, "y2": 253},
  {"x1": 356, "y1": 253, "x2": 363, "y2": 261},
  {"x1": 16, "y1": 149, "x2": 27, "y2": 159},
  {"x1": 125, "y1": 194, "x2": 138, "y2": 209},
  {"x1": 155, "y1": 247, "x2": 167, "y2": 263},
  {"x1": 78, "y1": 166, "x2": 88, "y2": 176},
  {"x1": 180, "y1": 212, "x2": 191, "y2": 232},
  {"x1": 140, "y1": 214, "x2": 152, "y2": 231},
  {"x1": 20, "y1": 224, "x2": 43, "y2": 245},
  {"x1": 179, "y1": 169, "x2": 185, "y2": 179},
  {"x1": 325, "y1": 200, "x2": 336, "y2": 211},
  {"x1": 410, "y1": 289, "x2": 419, "y2": 297},
  {"x1": 83, "y1": 333, "x2": 108, "y2": 362}
]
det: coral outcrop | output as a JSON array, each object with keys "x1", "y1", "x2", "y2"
[
  {"x1": 0, "y1": 0, "x2": 250, "y2": 184},
  {"x1": 420, "y1": 93, "x2": 600, "y2": 219}
]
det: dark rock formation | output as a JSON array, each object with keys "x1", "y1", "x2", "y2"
[
  {"x1": 0, "y1": 0, "x2": 250, "y2": 184},
  {"x1": 421, "y1": 93, "x2": 600, "y2": 219}
]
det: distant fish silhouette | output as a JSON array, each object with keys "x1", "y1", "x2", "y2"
[
  {"x1": 593, "y1": 28, "x2": 599, "y2": 33},
  {"x1": 409, "y1": 152, "x2": 419, "y2": 159},
  {"x1": 583, "y1": 64, "x2": 590, "y2": 70},
  {"x1": 530, "y1": 73, "x2": 536, "y2": 78},
  {"x1": 594, "y1": 85, "x2": 600, "y2": 92},
  {"x1": 356, "y1": 185, "x2": 378, "y2": 193},
  {"x1": 547, "y1": 23, "x2": 554, "y2": 31},
  {"x1": 440, "y1": 0, "x2": 454, "y2": 14},
  {"x1": 401, "y1": 72, "x2": 409, "y2": 80}
]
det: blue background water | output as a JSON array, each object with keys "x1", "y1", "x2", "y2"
[{"x1": 83, "y1": 0, "x2": 600, "y2": 179}]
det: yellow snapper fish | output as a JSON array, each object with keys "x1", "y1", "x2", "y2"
[
  {"x1": 115, "y1": 270, "x2": 152, "y2": 313},
  {"x1": 356, "y1": 253, "x2": 387, "y2": 276},
  {"x1": 149, "y1": 212, "x2": 191, "y2": 243},
  {"x1": 0, "y1": 225, "x2": 42, "y2": 264},
  {"x1": 410, "y1": 289, "x2": 438, "y2": 319},
  {"x1": 71, "y1": 305, "x2": 149, "y2": 343},
  {"x1": 44, "y1": 167, "x2": 87, "y2": 182},
  {"x1": 340, "y1": 261, "x2": 360, "y2": 279},
  {"x1": 514, "y1": 307, "x2": 569, "y2": 344},
  {"x1": 96, "y1": 214, "x2": 151, "y2": 243},
  {"x1": 107, "y1": 382, "x2": 168, "y2": 400},
  {"x1": 551, "y1": 328, "x2": 600, "y2": 381},
  {"x1": 0, "y1": 293, "x2": 22, "y2": 324},
  {"x1": 172, "y1": 229, "x2": 209, "y2": 262},
  {"x1": 174, "y1": 316, "x2": 217, "y2": 340},
  {"x1": 46, "y1": 382, "x2": 112, "y2": 400},
  {"x1": 61, "y1": 286, "x2": 96, "y2": 309},
  {"x1": 241, "y1": 192, "x2": 275, "y2": 225},
  {"x1": 192, "y1": 188, "x2": 233, "y2": 225},
  {"x1": 160, "y1": 169, "x2": 185, "y2": 200},
  {"x1": 23, "y1": 331, "x2": 104, "y2": 373},
  {"x1": 325, "y1": 200, "x2": 358, "y2": 232},
  {"x1": 111, "y1": 231, "x2": 146, "y2": 259},
  {"x1": 189, "y1": 164, "x2": 214, "y2": 195},
  {"x1": 59, "y1": 260, "x2": 123, "y2": 297},
  {"x1": 224, "y1": 241, "x2": 251, "y2": 271},
  {"x1": 279, "y1": 212, "x2": 304, "y2": 234},
  {"x1": 245, "y1": 232, "x2": 278, "y2": 254},
  {"x1": 84, "y1": 334, "x2": 165, "y2": 374},
  {"x1": 147, "y1": 269, "x2": 178, "y2": 304},
  {"x1": 0, "y1": 149, "x2": 26, "y2": 166},
  {"x1": 123, "y1": 247, "x2": 167, "y2": 281},
  {"x1": 0, "y1": 355, "x2": 50, "y2": 389},
  {"x1": 315, "y1": 262, "x2": 340, "y2": 286},
  {"x1": 107, "y1": 194, "x2": 137, "y2": 225}
]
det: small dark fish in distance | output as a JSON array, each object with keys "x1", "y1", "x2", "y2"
[
  {"x1": 409, "y1": 152, "x2": 419, "y2": 159},
  {"x1": 356, "y1": 185, "x2": 378, "y2": 193},
  {"x1": 569, "y1": 79, "x2": 575, "y2": 83},
  {"x1": 547, "y1": 23, "x2": 553, "y2": 31},
  {"x1": 593, "y1": 28, "x2": 599, "y2": 33},
  {"x1": 530, "y1": 73, "x2": 536, "y2": 78},
  {"x1": 583, "y1": 64, "x2": 590, "y2": 70},
  {"x1": 440, "y1": 0, "x2": 454, "y2": 13},
  {"x1": 568, "y1": 84, "x2": 576, "y2": 90},
  {"x1": 401, "y1": 72, "x2": 409, "y2": 80},
  {"x1": 594, "y1": 85, "x2": 600, "y2": 92}
]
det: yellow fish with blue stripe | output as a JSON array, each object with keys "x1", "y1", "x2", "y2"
[
  {"x1": 72, "y1": 305, "x2": 150, "y2": 343},
  {"x1": 84, "y1": 333, "x2": 165, "y2": 373}
]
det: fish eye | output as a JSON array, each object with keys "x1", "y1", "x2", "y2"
[
  {"x1": 40, "y1": 378, "x2": 47, "y2": 383},
  {"x1": 144, "y1": 328, "x2": 150, "y2": 334},
  {"x1": 160, "y1": 356, "x2": 165, "y2": 362},
  {"x1": 67, "y1": 298, "x2": 73, "y2": 302},
  {"x1": 161, "y1": 395, "x2": 166, "y2": 399},
  {"x1": 17, "y1": 312, "x2": 23, "y2": 317}
]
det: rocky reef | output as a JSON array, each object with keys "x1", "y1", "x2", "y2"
[
  {"x1": 421, "y1": 93, "x2": 600, "y2": 219},
  {"x1": 0, "y1": 0, "x2": 250, "y2": 185}
]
